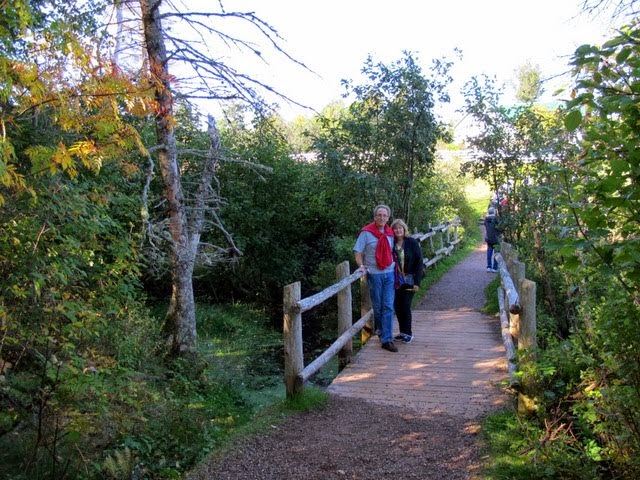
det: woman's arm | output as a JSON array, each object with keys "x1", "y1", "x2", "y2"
[{"x1": 407, "y1": 238, "x2": 424, "y2": 286}]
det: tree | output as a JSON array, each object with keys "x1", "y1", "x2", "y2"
[
  {"x1": 133, "y1": 0, "x2": 308, "y2": 354},
  {"x1": 0, "y1": 0, "x2": 147, "y2": 205},
  {"x1": 581, "y1": 0, "x2": 639, "y2": 19},
  {"x1": 467, "y1": 19, "x2": 640, "y2": 476},
  {"x1": 315, "y1": 51, "x2": 454, "y2": 224},
  {"x1": 460, "y1": 74, "x2": 519, "y2": 198},
  {"x1": 559, "y1": 23, "x2": 640, "y2": 469},
  {"x1": 515, "y1": 60, "x2": 543, "y2": 103}
]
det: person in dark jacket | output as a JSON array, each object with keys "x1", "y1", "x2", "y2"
[
  {"x1": 391, "y1": 219, "x2": 424, "y2": 344},
  {"x1": 484, "y1": 207, "x2": 501, "y2": 272}
]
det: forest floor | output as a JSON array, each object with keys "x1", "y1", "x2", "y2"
[{"x1": 187, "y1": 239, "x2": 512, "y2": 480}]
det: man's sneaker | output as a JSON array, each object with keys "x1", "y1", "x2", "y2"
[
  {"x1": 491, "y1": 268, "x2": 499, "y2": 273},
  {"x1": 486, "y1": 267, "x2": 493, "y2": 272},
  {"x1": 402, "y1": 335, "x2": 413, "y2": 344},
  {"x1": 394, "y1": 334, "x2": 407, "y2": 341},
  {"x1": 381, "y1": 342, "x2": 398, "y2": 352}
]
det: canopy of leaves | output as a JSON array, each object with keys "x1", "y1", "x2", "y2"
[
  {"x1": 0, "y1": 0, "x2": 151, "y2": 206},
  {"x1": 314, "y1": 51, "x2": 455, "y2": 223},
  {"x1": 515, "y1": 60, "x2": 543, "y2": 103},
  {"x1": 465, "y1": 18, "x2": 640, "y2": 477}
]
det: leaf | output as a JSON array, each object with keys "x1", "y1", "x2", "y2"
[
  {"x1": 564, "y1": 110, "x2": 583, "y2": 131},
  {"x1": 600, "y1": 175, "x2": 623, "y2": 193},
  {"x1": 67, "y1": 430, "x2": 81, "y2": 443},
  {"x1": 563, "y1": 255, "x2": 581, "y2": 271},
  {"x1": 609, "y1": 158, "x2": 628, "y2": 175},
  {"x1": 616, "y1": 47, "x2": 632, "y2": 64},
  {"x1": 602, "y1": 36, "x2": 628, "y2": 49}
]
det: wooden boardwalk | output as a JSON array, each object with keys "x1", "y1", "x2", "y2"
[{"x1": 327, "y1": 309, "x2": 511, "y2": 418}]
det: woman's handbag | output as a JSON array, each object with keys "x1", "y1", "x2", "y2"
[
  {"x1": 401, "y1": 274, "x2": 415, "y2": 290},
  {"x1": 393, "y1": 247, "x2": 415, "y2": 290}
]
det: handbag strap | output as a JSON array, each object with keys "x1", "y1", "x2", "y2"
[{"x1": 395, "y1": 243, "x2": 405, "y2": 275}]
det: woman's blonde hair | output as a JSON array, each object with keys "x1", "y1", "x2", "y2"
[{"x1": 390, "y1": 218, "x2": 409, "y2": 235}]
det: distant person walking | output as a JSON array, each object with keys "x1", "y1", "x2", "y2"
[
  {"x1": 391, "y1": 219, "x2": 423, "y2": 344},
  {"x1": 484, "y1": 207, "x2": 500, "y2": 272},
  {"x1": 354, "y1": 205, "x2": 398, "y2": 352}
]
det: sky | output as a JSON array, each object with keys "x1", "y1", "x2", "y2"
[{"x1": 204, "y1": 1, "x2": 622, "y2": 123}]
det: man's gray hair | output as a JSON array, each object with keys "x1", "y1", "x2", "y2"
[
  {"x1": 373, "y1": 204, "x2": 392, "y2": 218},
  {"x1": 488, "y1": 207, "x2": 496, "y2": 216}
]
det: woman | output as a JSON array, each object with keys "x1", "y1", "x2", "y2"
[
  {"x1": 354, "y1": 205, "x2": 397, "y2": 352},
  {"x1": 391, "y1": 219, "x2": 424, "y2": 344}
]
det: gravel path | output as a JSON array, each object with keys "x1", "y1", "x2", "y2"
[
  {"x1": 416, "y1": 241, "x2": 494, "y2": 312},
  {"x1": 188, "y1": 238, "x2": 508, "y2": 480}
]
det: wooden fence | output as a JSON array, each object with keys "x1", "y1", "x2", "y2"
[
  {"x1": 494, "y1": 241, "x2": 537, "y2": 394},
  {"x1": 283, "y1": 218, "x2": 462, "y2": 397}
]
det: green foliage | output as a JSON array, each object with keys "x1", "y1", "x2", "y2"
[
  {"x1": 481, "y1": 410, "x2": 601, "y2": 479},
  {"x1": 195, "y1": 303, "x2": 283, "y2": 393},
  {"x1": 283, "y1": 386, "x2": 329, "y2": 412},
  {"x1": 0, "y1": 161, "x2": 159, "y2": 478},
  {"x1": 0, "y1": 300, "x2": 286, "y2": 479},
  {"x1": 0, "y1": 0, "x2": 150, "y2": 206},
  {"x1": 315, "y1": 51, "x2": 456, "y2": 223},
  {"x1": 412, "y1": 152, "x2": 477, "y2": 230},
  {"x1": 482, "y1": 275, "x2": 501, "y2": 315},
  {"x1": 472, "y1": 19, "x2": 640, "y2": 479},
  {"x1": 206, "y1": 110, "x2": 337, "y2": 313},
  {"x1": 515, "y1": 60, "x2": 544, "y2": 103}
]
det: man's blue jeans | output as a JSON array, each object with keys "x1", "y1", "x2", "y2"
[
  {"x1": 367, "y1": 271, "x2": 395, "y2": 344},
  {"x1": 487, "y1": 242, "x2": 498, "y2": 270}
]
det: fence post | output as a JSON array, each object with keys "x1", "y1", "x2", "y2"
[
  {"x1": 454, "y1": 217, "x2": 459, "y2": 243},
  {"x1": 510, "y1": 260, "x2": 525, "y2": 343},
  {"x1": 428, "y1": 223, "x2": 434, "y2": 256},
  {"x1": 336, "y1": 261, "x2": 352, "y2": 369},
  {"x1": 360, "y1": 274, "x2": 373, "y2": 344},
  {"x1": 519, "y1": 279, "x2": 537, "y2": 359},
  {"x1": 517, "y1": 278, "x2": 537, "y2": 415},
  {"x1": 283, "y1": 281, "x2": 304, "y2": 397},
  {"x1": 500, "y1": 242, "x2": 512, "y2": 267}
]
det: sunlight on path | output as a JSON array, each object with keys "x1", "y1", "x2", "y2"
[{"x1": 328, "y1": 243, "x2": 512, "y2": 419}]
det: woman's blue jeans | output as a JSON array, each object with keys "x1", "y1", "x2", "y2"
[{"x1": 367, "y1": 271, "x2": 395, "y2": 344}]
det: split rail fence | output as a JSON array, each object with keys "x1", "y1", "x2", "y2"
[
  {"x1": 494, "y1": 241, "x2": 537, "y2": 392},
  {"x1": 283, "y1": 218, "x2": 462, "y2": 397}
]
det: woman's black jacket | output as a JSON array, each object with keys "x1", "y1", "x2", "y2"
[{"x1": 394, "y1": 236, "x2": 424, "y2": 287}]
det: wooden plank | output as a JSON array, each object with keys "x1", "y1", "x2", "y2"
[
  {"x1": 327, "y1": 310, "x2": 511, "y2": 417},
  {"x1": 301, "y1": 310, "x2": 372, "y2": 382},
  {"x1": 495, "y1": 253, "x2": 521, "y2": 314},
  {"x1": 297, "y1": 270, "x2": 363, "y2": 313}
]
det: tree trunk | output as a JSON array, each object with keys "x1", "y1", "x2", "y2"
[{"x1": 140, "y1": 0, "x2": 197, "y2": 354}]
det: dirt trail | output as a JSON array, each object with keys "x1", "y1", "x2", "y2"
[{"x1": 188, "y1": 238, "x2": 511, "y2": 480}]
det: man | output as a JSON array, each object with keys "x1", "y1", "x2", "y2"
[
  {"x1": 484, "y1": 207, "x2": 501, "y2": 272},
  {"x1": 354, "y1": 204, "x2": 397, "y2": 352}
]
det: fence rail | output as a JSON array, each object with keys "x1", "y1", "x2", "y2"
[
  {"x1": 494, "y1": 242, "x2": 537, "y2": 390},
  {"x1": 283, "y1": 218, "x2": 462, "y2": 397}
]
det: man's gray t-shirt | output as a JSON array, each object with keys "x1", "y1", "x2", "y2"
[{"x1": 353, "y1": 231, "x2": 395, "y2": 274}]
